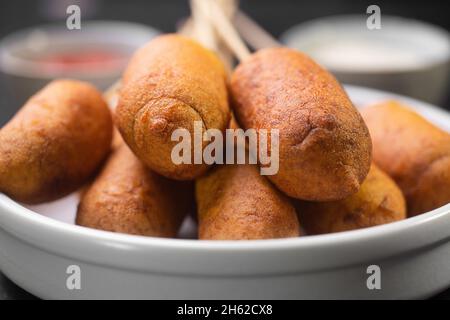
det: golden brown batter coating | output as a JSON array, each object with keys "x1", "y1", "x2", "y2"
[
  {"x1": 361, "y1": 100, "x2": 450, "y2": 216},
  {"x1": 76, "y1": 145, "x2": 193, "y2": 237},
  {"x1": 196, "y1": 164, "x2": 300, "y2": 240},
  {"x1": 116, "y1": 34, "x2": 230, "y2": 180},
  {"x1": 0, "y1": 79, "x2": 112, "y2": 204},
  {"x1": 230, "y1": 47, "x2": 372, "y2": 201},
  {"x1": 297, "y1": 164, "x2": 406, "y2": 234}
]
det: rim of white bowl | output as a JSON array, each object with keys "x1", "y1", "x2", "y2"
[
  {"x1": 0, "y1": 85, "x2": 449, "y2": 275},
  {"x1": 280, "y1": 14, "x2": 450, "y2": 74},
  {"x1": 0, "y1": 20, "x2": 159, "y2": 78}
]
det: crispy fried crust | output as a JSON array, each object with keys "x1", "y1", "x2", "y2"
[
  {"x1": 230, "y1": 48, "x2": 372, "y2": 201},
  {"x1": 76, "y1": 145, "x2": 193, "y2": 237},
  {"x1": 115, "y1": 34, "x2": 230, "y2": 180},
  {"x1": 361, "y1": 100, "x2": 450, "y2": 216},
  {"x1": 0, "y1": 79, "x2": 113, "y2": 204},
  {"x1": 196, "y1": 164, "x2": 300, "y2": 240},
  {"x1": 297, "y1": 164, "x2": 406, "y2": 234}
]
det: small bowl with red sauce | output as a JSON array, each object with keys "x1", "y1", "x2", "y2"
[{"x1": 0, "y1": 21, "x2": 159, "y2": 120}]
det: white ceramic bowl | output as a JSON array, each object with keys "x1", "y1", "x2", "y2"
[
  {"x1": 0, "y1": 86, "x2": 449, "y2": 300},
  {"x1": 280, "y1": 15, "x2": 450, "y2": 105}
]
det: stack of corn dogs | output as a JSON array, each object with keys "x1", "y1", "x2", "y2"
[{"x1": 0, "y1": 1, "x2": 449, "y2": 240}]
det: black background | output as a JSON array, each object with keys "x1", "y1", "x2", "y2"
[{"x1": 0, "y1": 0, "x2": 449, "y2": 300}]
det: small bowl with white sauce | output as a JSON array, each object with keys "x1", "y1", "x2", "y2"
[{"x1": 280, "y1": 15, "x2": 450, "y2": 104}]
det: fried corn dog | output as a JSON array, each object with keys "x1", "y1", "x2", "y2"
[
  {"x1": 196, "y1": 163, "x2": 300, "y2": 240},
  {"x1": 297, "y1": 164, "x2": 406, "y2": 234},
  {"x1": 116, "y1": 34, "x2": 230, "y2": 180},
  {"x1": 0, "y1": 79, "x2": 112, "y2": 204},
  {"x1": 77, "y1": 144, "x2": 193, "y2": 237}
]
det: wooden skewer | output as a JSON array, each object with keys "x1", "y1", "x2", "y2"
[
  {"x1": 195, "y1": 0, "x2": 251, "y2": 61},
  {"x1": 213, "y1": 0, "x2": 239, "y2": 70}
]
